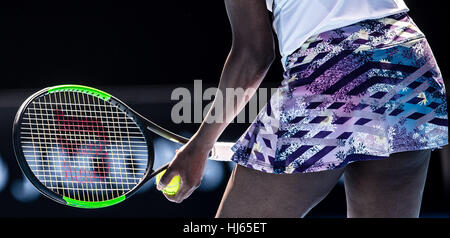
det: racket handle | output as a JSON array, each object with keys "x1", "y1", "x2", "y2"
[{"x1": 209, "y1": 142, "x2": 235, "y2": 162}]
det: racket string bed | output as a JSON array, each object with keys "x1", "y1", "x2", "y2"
[{"x1": 20, "y1": 90, "x2": 148, "y2": 203}]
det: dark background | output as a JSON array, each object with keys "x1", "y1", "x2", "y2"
[{"x1": 0, "y1": 0, "x2": 448, "y2": 218}]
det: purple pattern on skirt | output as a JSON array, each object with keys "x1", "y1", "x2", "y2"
[{"x1": 230, "y1": 12, "x2": 449, "y2": 174}]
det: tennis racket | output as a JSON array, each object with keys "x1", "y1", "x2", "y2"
[{"x1": 12, "y1": 84, "x2": 234, "y2": 209}]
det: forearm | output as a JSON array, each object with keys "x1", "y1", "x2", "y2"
[
  {"x1": 158, "y1": 0, "x2": 275, "y2": 203},
  {"x1": 190, "y1": 48, "x2": 273, "y2": 151}
]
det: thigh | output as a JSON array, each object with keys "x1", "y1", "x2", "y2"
[
  {"x1": 215, "y1": 164, "x2": 344, "y2": 218},
  {"x1": 344, "y1": 149, "x2": 431, "y2": 218}
]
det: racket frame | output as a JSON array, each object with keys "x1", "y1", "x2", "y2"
[{"x1": 13, "y1": 85, "x2": 189, "y2": 208}]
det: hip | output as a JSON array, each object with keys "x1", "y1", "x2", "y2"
[{"x1": 282, "y1": 12, "x2": 428, "y2": 83}]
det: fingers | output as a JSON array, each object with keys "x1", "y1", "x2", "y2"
[
  {"x1": 156, "y1": 167, "x2": 177, "y2": 191},
  {"x1": 162, "y1": 177, "x2": 200, "y2": 203},
  {"x1": 156, "y1": 165, "x2": 200, "y2": 203},
  {"x1": 157, "y1": 145, "x2": 207, "y2": 203}
]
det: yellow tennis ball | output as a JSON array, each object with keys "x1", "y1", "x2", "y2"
[{"x1": 155, "y1": 169, "x2": 181, "y2": 196}]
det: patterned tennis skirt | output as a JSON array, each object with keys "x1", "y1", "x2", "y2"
[{"x1": 230, "y1": 12, "x2": 449, "y2": 174}]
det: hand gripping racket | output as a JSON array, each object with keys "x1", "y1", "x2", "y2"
[{"x1": 12, "y1": 85, "x2": 234, "y2": 208}]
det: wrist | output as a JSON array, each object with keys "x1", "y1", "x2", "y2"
[{"x1": 188, "y1": 133, "x2": 216, "y2": 154}]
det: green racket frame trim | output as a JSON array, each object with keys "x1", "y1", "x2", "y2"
[
  {"x1": 63, "y1": 195, "x2": 126, "y2": 209},
  {"x1": 47, "y1": 85, "x2": 111, "y2": 101}
]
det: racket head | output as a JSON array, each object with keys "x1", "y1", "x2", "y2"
[{"x1": 13, "y1": 85, "x2": 156, "y2": 208}]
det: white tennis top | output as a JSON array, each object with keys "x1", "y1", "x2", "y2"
[{"x1": 266, "y1": 0, "x2": 410, "y2": 69}]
